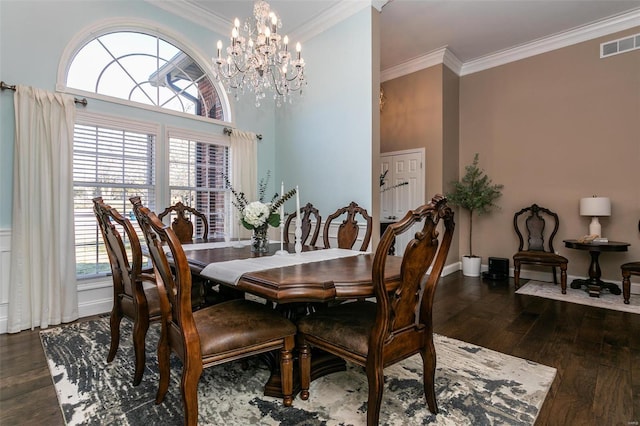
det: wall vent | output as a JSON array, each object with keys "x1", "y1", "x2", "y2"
[{"x1": 600, "y1": 33, "x2": 640, "y2": 58}]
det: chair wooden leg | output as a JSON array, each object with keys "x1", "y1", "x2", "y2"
[
  {"x1": 421, "y1": 338, "x2": 439, "y2": 415},
  {"x1": 132, "y1": 315, "x2": 149, "y2": 386},
  {"x1": 299, "y1": 340, "x2": 311, "y2": 400},
  {"x1": 366, "y1": 360, "x2": 385, "y2": 426},
  {"x1": 280, "y1": 336, "x2": 294, "y2": 407},
  {"x1": 107, "y1": 307, "x2": 122, "y2": 363},
  {"x1": 560, "y1": 265, "x2": 567, "y2": 294},
  {"x1": 181, "y1": 361, "x2": 203, "y2": 426},
  {"x1": 622, "y1": 270, "x2": 631, "y2": 304},
  {"x1": 155, "y1": 325, "x2": 170, "y2": 404},
  {"x1": 552, "y1": 266, "x2": 558, "y2": 284},
  {"x1": 513, "y1": 261, "x2": 521, "y2": 289}
]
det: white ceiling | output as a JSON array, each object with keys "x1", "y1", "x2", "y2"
[{"x1": 161, "y1": 0, "x2": 640, "y2": 72}]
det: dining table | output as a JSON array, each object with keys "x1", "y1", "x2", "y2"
[{"x1": 172, "y1": 240, "x2": 404, "y2": 398}]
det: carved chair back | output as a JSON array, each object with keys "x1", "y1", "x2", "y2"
[
  {"x1": 322, "y1": 201, "x2": 373, "y2": 251},
  {"x1": 373, "y1": 194, "x2": 455, "y2": 351},
  {"x1": 297, "y1": 195, "x2": 455, "y2": 424},
  {"x1": 514, "y1": 204, "x2": 560, "y2": 253},
  {"x1": 131, "y1": 198, "x2": 296, "y2": 424},
  {"x1": 92, "y1": 196, "x2": 158, "y2": 385},
  {"x1": 283, "y1": 202, "x2": 321, "y2": 245},
  {"x1": 158, "y1": 201, "x2": 209, "y2": 244}
]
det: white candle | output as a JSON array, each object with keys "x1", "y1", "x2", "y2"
[
  {"x1": 280, "y1": 181, "x2": 285, "y2": 219},
  {"x1": 294, "y1": 185, "x2": 302, "y2": 254}
]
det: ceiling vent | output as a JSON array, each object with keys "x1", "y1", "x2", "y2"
[{"x1": 600, "y1": 33, "x2": 640, "y2": 58}]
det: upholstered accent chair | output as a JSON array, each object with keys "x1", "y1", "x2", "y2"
[
  {"x1": 513, "y1": 204, "x2": 568, "y2": 293},
  {"x1": 621, "y1": 220, "x2": 640, "y2": 304}
]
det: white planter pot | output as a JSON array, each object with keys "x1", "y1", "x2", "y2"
[{"x1": 462, "y1": 256, "x2": 482, "y2": 277}]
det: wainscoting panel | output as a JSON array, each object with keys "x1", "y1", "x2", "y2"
[{"x1": 0, "y1": 229, "x2": 11, "y2": 334}]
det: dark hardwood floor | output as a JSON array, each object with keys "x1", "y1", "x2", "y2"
[{"x1": 1, "y1": 272, "x2": 638, "y2": 425}]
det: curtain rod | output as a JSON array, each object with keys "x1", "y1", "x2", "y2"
[
  {"x1": 223, "y1": 126, "x2": 262, "y2": 140},
  {"x1": 1, "y1": 81, "x2": 88, "y2": 106}
]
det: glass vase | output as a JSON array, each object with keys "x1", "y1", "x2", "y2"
[{"x1": 251, "y1": 224, "x2": 269, "y2": 253}]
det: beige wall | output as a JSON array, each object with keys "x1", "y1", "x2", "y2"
[
  {"x1": 380, "y1": 64, "x2": 460, "y2": 265},
  {"x1": 459, "y1": 27, "x2": 640, "y2": 281},
  {"x1": 381, "y1": 27, "x2": 639, "y2": 281}
]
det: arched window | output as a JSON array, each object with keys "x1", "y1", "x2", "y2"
[{"x1": 66, "y1": 31, "x2": 225, "y2": 120}]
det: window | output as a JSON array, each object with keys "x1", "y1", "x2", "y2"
[
  {"x1": 72, "y1": 116, "x2": 231, "y2": 279},
  {"x1": 73, "y1": 122, "x2": 156, "y2": 278},
  {"x1": 168, "y1": 135, "x2": 229, "y2": 239},
  {"x1": 67, "y1": 31, "x2": 225, "y2": 121},
  {"x1": 66, "y1": 25, "x2": 232, "y2": 280}
]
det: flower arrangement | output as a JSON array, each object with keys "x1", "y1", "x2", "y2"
[{"x1": 224, "y1": 171, "x2": 297, "y2": 231}]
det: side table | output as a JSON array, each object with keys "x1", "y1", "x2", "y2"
[{"x1": 563, "y1": 239, "x2": 630, "y2": 297}]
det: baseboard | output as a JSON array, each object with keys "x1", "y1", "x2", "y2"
[
  {"x1": 0, "y1": 279, "x2": 112, "y2": 334},
  {"x1": 463, "y1": 262, "x2": 640, "y2": 294}
]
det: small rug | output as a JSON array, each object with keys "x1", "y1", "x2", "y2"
[
  {"x1": 516, "y1": 280, "x2": 640, "y2": 314},
  {"x1": 40, "y1": 318, "x2": 556, "y2": 425}
]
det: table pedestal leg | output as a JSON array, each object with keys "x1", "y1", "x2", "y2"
[
  {"x1": 262, "y1": 302, "x2": 347, "y2": 399},
  {"x1": 569, "y1": 250, "x2": 622, "y2": 297},
  {"x1": 262, "y1": 350, "x2": 346, "y2": 399}
]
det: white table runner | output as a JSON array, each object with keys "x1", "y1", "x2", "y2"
[
  {"x1": 199, "y1": 248, "x2": 365, "y2": 285},
  {"x1": 178, "y1": 240, "x2": 251, "y2": 252}
]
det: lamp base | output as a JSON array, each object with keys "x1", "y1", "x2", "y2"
[{"x1": 589, "y1": 217, "x2": 601, "y2": 237}]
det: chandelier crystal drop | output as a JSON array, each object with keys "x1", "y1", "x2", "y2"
[{"x1": 212, "y1": 0, "x2": 307, "y2": 107}]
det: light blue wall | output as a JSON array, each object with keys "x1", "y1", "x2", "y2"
[
  {"x1": 0, "y1": 1, "x2": 374, "y2": 227},
  {"x1": 274, "y1": 8, "x2": 374, "y2": 216},
  {"x1": 0, "y1": 0, "x2": 274, "y2": 227}
]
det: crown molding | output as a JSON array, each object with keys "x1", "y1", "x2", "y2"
[
  {"x1": 381, "y1": 8, "x2": 640, "y2": 80},
  {"x1": 381, "y1": 48, "x2": 461, "y2": 82},
  {"x1": 148, "y1": 0, "x2": 374, "y2": 43},
  {"x1": 147, "y1": 0, "x2": 231, "y2": 36},
  {"x1": 289, "y1": 1, "x2": 372, "y2": 43},
  {"x1": 460, "y1": 8, "x2": 640, "y2": 76}
]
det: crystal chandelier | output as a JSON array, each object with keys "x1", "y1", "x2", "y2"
[{"x1": 213, "y1": 0, "x2": 307, "y2": 107}]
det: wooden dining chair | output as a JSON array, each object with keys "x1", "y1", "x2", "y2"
[
  {"x1": 92, "y1": 197, "x2": 161, "y2": 386},
  {"x1": 322, "y1": 201, "x2": 373, "y2": 251},
  {"x1": 513, "y1": 204, "x2": 568, "y2": 293},
  {"x1": 158, "y1": 201, "x2": 209, "y2": 243},
  {"x1": 131, "y1": 200, "x2": 296, "y2": 425},
  {"x1": 297, "y1": 195, "x2": 455, "y2": 425},
  {"x1": 131, "y1": 196, "x2": 214, "y2": 308},
  {"x1": 283, "y1": 202, "x2": 321, "y2": 246}
]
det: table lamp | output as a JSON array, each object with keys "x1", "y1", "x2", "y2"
[{"x1": 579, "y1": 196, "x2": 611, "y2": 237}]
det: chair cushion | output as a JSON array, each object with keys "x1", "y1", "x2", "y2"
[
  {"x1": 513, "y1": 251, "x2": 567, "y2": 265},
  {"x1": 621, "y1": 262, "x2": 640, "y2": 273},
  {"x1": 194, "y1": 299, "x2": 296, "y2": 356},
  {"x1": 297, "y1": 301, "x2": 377, "y2": 357}
]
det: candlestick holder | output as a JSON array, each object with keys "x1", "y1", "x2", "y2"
[
  {"x1": 294, "y1": 217, "x2": 302, "y2": 255},
  {"x1": 275, "y1": 213, "x2": 289, "y2": 255}
]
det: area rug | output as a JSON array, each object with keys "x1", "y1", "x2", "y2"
[
  {"x1": 516, "y1": 280, "x2": 640, "y2": 314},
  {"x1": 40, "y1": 318, "x2": 556, "y2": 425}
]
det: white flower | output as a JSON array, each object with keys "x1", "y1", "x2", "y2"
[{"x1": 243, "y1": 201, "x2": 270, "y2": 227}]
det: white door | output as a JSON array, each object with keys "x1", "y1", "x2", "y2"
[{"x1": 380, "y1": 149, "x2": 425, "y2": 256}]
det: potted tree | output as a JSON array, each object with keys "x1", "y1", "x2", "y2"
[{"x1": 446, "y1": 153, "x2": 503, "y2": 277}]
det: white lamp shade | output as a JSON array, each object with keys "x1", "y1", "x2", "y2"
[{"x1": 579, "y1": 197, "x2": 611, "y2": 217}]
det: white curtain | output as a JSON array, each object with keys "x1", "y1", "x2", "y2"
[
  {"x1": 230, "y1": 129, "x2": 258, "y2": 239},
  {"x1": 8, "y1": 86, "x2": 79, "y2": 332}
]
